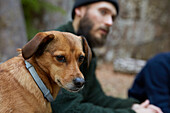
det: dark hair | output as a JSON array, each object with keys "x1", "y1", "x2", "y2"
[{"x1": 72, "y1": 0, "x2": 119, "y2": 19}]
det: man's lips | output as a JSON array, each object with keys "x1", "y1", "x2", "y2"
[
  {"x1": 99, "y1": 29, "x2": 109, "y2": 35},
  {"x1": 98, "y1": 26, "x2": 109, "y2": 35}
]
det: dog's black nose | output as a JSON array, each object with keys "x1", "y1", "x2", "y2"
[{"x1": 73, "y1": 78, "x2": 85, "y2": 88}]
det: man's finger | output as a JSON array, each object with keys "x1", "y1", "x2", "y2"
[
  {"x1": 140, "y1": 99, "x2": 150, "y2": 108},
  {"x1": 148, "y1": 105, "x2": 163, "y2": 113}
]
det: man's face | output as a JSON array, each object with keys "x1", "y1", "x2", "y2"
[{"x1": 77, "y1": 1, "x2": 117, "y2": 48}]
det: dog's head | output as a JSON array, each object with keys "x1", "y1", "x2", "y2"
[{"x1": 22, "y1": 31, "x2": 92, "y2": 92}]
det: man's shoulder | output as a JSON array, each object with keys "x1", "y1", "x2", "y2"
[
  {"x1": 55, "y1": 21, "x2": 75, "y2": 33},
  {"x1": 148, "y1": 52, "x2": 170, "y2": 64}
]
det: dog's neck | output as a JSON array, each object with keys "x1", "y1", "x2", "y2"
[{"x1": 27, "y1": 58, "x2": 60, "y2": 101}]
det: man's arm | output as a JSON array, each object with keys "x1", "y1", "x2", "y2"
[
  {"x1": 51, "y1": 88, "x2": 136, "y2": 113},
  {"x1": 129, "y1": 54, "x2": 170, "y2": 113}
]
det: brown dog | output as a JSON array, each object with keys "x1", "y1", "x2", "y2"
[{"x1": 0, "y1": 31, "x2": 91, "y2": 113}]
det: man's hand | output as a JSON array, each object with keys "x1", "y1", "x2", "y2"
[{"x1": 132, "y1": 100, "x2": 163, "y2": 113}]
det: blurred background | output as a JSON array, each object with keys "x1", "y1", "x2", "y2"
[{"x1": 0, "y1": 0, "x2": 169, "y2": 97}]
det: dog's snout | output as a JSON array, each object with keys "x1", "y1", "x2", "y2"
[{"x1": 73, "y1": 78, "x2": 85, "y2": 88}]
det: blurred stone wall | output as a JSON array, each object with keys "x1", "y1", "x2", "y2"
[
  {"x1": 42, "y1": 0, "x2": 74, "y2": 30},
  {"x1": 97, "y1": 0, "x2": 170, "y2": 62},
  {"x1": 0, "y1": 0, "x2": 27, "y2": 62}
]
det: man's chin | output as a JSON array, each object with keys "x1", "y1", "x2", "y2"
[
  {"x1": 93, "y1": 36, "x2": 107, "y2": 47},
  {"x1": 91, "y1": 40, "x2": 106, "y2": 48}
]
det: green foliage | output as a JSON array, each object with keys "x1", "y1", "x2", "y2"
[{"x1": 21, "y1": 0, "x2": 66, "y2": 40}]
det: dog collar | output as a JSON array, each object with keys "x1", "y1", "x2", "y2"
[{"x1": 24, "y1": 60, "x2": 54, "y2": 102}]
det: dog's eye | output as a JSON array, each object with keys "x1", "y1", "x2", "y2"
[
  {"x1": 56, "y1": 55, "x2": 66, "y2": 63},
  {"x1": 78, "y1": 55, "x2": 85, "y2": 63}
]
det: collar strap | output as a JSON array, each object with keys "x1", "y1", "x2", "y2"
[{"x1": 24, "y1": 60, "x2": 54, "y2": 102}]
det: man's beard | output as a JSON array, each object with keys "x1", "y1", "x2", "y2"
[{"x1": 77, "y1": 15, "x2": 108, "y2": 48}]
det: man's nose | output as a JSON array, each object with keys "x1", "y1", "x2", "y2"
[{"x1": 104, "y1": 16, "x2": 113, "y2": 27}]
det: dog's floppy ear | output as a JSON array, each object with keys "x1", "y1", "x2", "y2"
[
  {"x1": 22, "y1": 32, "x2": 54, "y2": 60},
  {"x1": 81, "y1": 36, "x2": 92, "y2": 67}
]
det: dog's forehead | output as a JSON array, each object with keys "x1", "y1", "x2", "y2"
[
  {"x1": 47, "y1": 31, "x2": 83, "y2": 52},
  {"x1": 58, "y1": 32, "x2": 81, "y2": 45}
]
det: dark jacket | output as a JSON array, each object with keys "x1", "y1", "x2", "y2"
[
  {"x1": 51, "y1": 21, "x2": 138, "y2": 113},
  {"x1": 128, "y1": 52, "x2": 170, "y2": 113}
]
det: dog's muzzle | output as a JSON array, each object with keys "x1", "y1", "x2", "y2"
[{"x1": 68, "y1": 77, "x2": 85, "y2": 92}]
